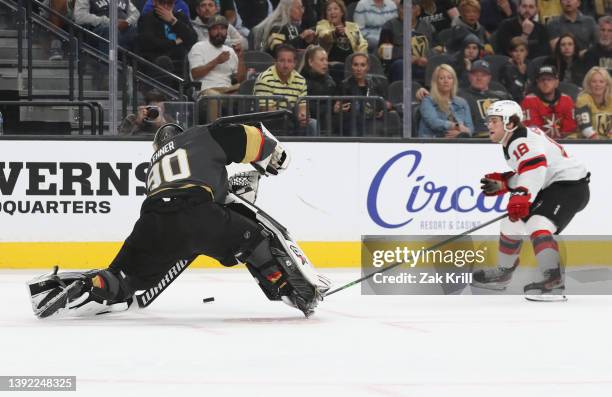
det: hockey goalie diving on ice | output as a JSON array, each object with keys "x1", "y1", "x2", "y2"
[{"x1": 26, "y1": 110, "x2": 331, "y2": 319}]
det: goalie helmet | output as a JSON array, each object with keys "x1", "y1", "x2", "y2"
[{"x1": 153, "y1": 123, "x2": 184, "y2": 151}]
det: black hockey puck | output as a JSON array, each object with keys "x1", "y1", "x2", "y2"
[{"x1": 202, "y1": 297, "x2": 215, "y2": 303}]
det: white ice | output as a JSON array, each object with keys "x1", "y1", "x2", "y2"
[{"x1": 2, "y1": 269, "x2": 612, "y2": 397}]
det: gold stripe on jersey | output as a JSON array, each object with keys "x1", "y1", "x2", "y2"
[
  {"x1": 242, "y1": 125, "x2": 264, "y2": 163},
  {"x1": 576, "y1": 93, "x2": 612, "y2": 138},
  {"x1": 149, "y1": 184, "x2": 214, "y2": 199}
]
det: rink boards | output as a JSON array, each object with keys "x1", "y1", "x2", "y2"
[{"x1": 0, "y1": 139, "x2": 609, "y2": 268}]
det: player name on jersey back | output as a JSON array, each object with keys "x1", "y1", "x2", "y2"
[{"x1": 151, "y1": 141, "x2": 176, "y2": 164}]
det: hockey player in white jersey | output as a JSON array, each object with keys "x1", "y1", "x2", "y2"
[{"x1": 472, "y1": 100, "x2": 590, "y2": 299}]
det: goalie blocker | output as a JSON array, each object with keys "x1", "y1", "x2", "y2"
[{"x1": 26, "y1": 111, "x2": 330, "y2": 318}]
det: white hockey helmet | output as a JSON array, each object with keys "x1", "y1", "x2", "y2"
[{"x1": 486, "y1": 100, "x2": 523, "y2": 127}]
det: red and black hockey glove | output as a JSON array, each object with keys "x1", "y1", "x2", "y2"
[
  {"x1": 480, "y1": 171, "x2": 515, "y2": 196},
  {"x1": 507, "y1": 194, "x2": 531, "y2": 222}
]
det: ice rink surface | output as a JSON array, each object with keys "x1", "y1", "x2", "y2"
[{"x1": 2, "y1": 268, "x2": 612, "y2": 397}]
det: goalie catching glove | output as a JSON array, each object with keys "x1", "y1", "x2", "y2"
[
  {"x1": 480, "y1": 171, "x2": 515, "y2": 196},
  {"x1": 27, "y1": 267, "x2": 133, "y2": 318}
]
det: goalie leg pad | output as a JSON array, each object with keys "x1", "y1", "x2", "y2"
[
  {"x1": 241, "y1": 237, "x2": 290, "y2": 301},
  {"x1": 238, "y1": 231, "x2": 330, "y2": 317}
]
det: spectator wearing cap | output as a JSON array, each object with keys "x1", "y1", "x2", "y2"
[
  {"x1": 353, "y1": 0, "x2": 398, "y2": 50},
  {"x1": 521, "y1": 65, "x2": 577, "y2": 139},
  {"x1": 547, "y1": 0, "x2": 598, "y2": 53},
  {"x1": 496, "y1": 0, "x2": 550, "y2": 60},
  {"x1": 457, "y1": 59, "x2": 511, "y2": 137},
  {"x1": 192, "y1": 0, "x2": 248, "y2": 49},
  {"x1": 448, "y1": 0, "x2": 493, "y2": 55},
  {"x1": 137, "y1": 0, "x2": 198, "y2": 76},
  {"x1": 583, "y1": 16, "x2": 612, "y2": 75},
  {"x1": 452, "y1": 33, "x2": 485, "y2": 88},
  {"x1": 189, "y1": 15, "x2": 246, "y2": 121},
  {"x1": 500, "y1": 36, "x2": 530, "y2": 102}
]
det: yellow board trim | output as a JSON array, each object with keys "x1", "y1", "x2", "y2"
[{"x1": 0, "y1": 240, "x2": 611, "y2": 269}]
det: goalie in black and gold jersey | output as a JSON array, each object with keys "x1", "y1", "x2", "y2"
[{"x1": 27, "y1": 111, "x2": 331, "y2": 319}]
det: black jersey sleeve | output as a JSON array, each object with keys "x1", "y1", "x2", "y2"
[{"x1": 209, "y1": 124, "x2": 278, "y2": 165}]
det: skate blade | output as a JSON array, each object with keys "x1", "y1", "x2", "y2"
[
  {"x1": 470, "y1": 281, "x2": 508, "y2": 291},
  {"x1": 525, "y1": 295, "x2": 567, "y2": 302}
]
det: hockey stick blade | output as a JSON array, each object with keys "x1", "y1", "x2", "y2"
[
  {"x1": 525, "y1": 295, "x2": 567, "y2": 302},
  {"x1": 135, "y1": 257, "x2": 194, "y2": 308}
]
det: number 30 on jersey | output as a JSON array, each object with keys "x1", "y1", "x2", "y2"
[{"x1": 147, "y1": 149, "x2": 192, "y2": 191}]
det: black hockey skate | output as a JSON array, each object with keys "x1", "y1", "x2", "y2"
[
  {"x1": 524, "y1": 268, "x2": 567, "y2": 302},
  {"x1": 281, "y1": 287, "x2": 324, "y2": 318},
  {"x1": 472, "y1": 261, "x2": 519, "y2": 290}
]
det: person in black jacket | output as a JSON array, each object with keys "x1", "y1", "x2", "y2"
[
  {"x1": 452, "y1": 33, "x2": 485, "y2": 88},
  {"x1": 496, "y1": 0, "x2": 549, "y2": 60},
  {"x1": 300, "y1": 45, "x2": 336, "y2": 96},
  {"x1": 583, "y1": 16, "x2": 612, "y2": 74},
  {"x1": 545, "y1": 33, "x2": 588, "y2": 88},
  {"x1": 137, "y1": 0, "x2": 198, "y2": 77},
  {"x1": 299, "y1": 45, "x2": 336, "y2": 134},
  {"x1": 500, "y1": 36, "x2": 530, "y2": 102},
  {"x1": 336, "y1": 52, "x2": 391, "y2": 136}
]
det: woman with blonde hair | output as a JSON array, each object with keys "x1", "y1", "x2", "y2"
[
  {"x1": 299, "y1": 45, "x2": 336, "y2": 96},
  {"x1": 253, "y1": 0, "x2": 316, "y2": 54},
  {"x1": 418, "y1": 64, "x2": 473, "y2": 138},
  {"x1": 316, "y1": 0, "x2": 368, "y2": 63},
  {"x1": 575, "y1": 67, "x2": 612, "y2": 139},
  {"x1": 253, "y1": 0, "x2": 316, "y2": 53}
]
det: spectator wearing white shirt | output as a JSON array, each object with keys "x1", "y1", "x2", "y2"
[
  {"x1": 188, "y1": 15, "x2": 247, "y2": 121},
  {"x1": 353, "y1": 0, "x2": 398, "y2": 50}
]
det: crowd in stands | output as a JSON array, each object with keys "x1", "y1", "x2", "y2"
[{"x1": 39, "y1": 0, "x2": 611, "y2": 138}]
